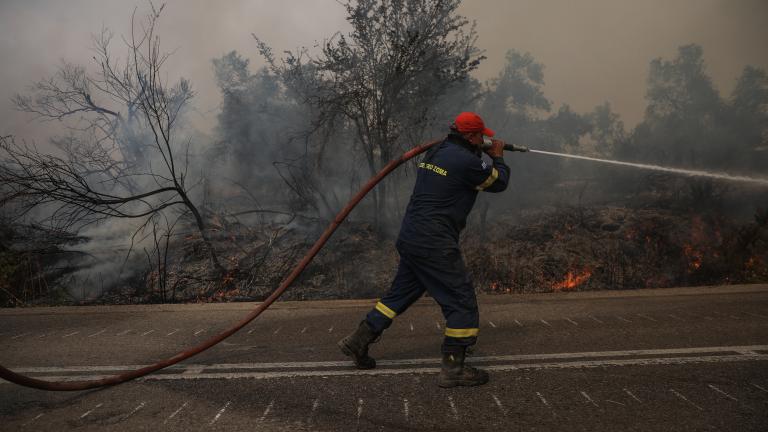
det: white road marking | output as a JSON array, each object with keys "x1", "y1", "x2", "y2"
[
  {"x1": 123, "y1": 402, "x2": 145, "y2": 420},
  {"x1": 751, "y1": 383, "x2": 768, "y2": 393},
  {"x1": 7, "y1": 345, "x2": 766, "y2": 384},
  {"x1": 273, "y1": 327, "x2": 281, "y2": 335},
  {"x1": 539, "y1": 319, "x2": 552, "y2": 327},
  {"x1": 668, "y1": 314, "x2": 685, "y2": 322},
  {"x1": 514, "y1": 319, "x2": 523, "y2": 327},
  {"x1": 492, "y1": 394, "x2": 505, "y2": 414},
  {"x1": 14, "y1": 344, "x2": 768, "y2": 374},
  {"x1": 116, "y1": 329, "x2": 131, "y2": 336},
  {"x1": 164, "y1": 401, "x2": 187, "y2": 424},
  {"x1": 87, "y1": 329, "x2": 107, "y2": 337},
  {"x1": 308, "y1": 398, "x2": 320, "y2": 423},
  {"x1": 580, "y1": 390, "x2": 598, "y2": 407},
  {"x1": 80, "y1": 403, "x2": 103, "y2": 419},
  {"x1": 623, "y1": 388, "x2": 642, "y2": 403},
  {"x1": 194, "y1": 329, "x2": 206, "y2": 336},
  {"x1": 11, "y1": 332, "x2": 31, "y2": 339},
  {"x1": 166, "y1": 329, "x2": 180, "y2": 336},
  {"x1": 140, "y1": 330, "x2": 155, "y2": 336},
  {"x1": 436, "y1": 321, "x2": 441, "y2": 330},
  {"x1": 588, "y1": 315, "x2": 604, "y2": 324},
  {"x1": 62, "y1": 331, "x2": 80, "y2": 338},
  {"x1": 447, "y1": 395, "x2": 458, "y2": 420},
  {"x1": 23, "y1": 413, "x2": 44, "y2": 426},
  {"x1": 637, "y1": 313, "x2": 657, "y2": 322},
  {"x1": 328, "y1": 326, "x2": 334, "y2": 333},
  {"x1": 403, "y1": 398, "x2": 409, "y2": 421},
  {"x1": 670, "y1": 389, "x2": 704, "y2": 411},
  {"x1": 300, "y1": 327, "x2": 308, "y2": 334},
  {"x1": 37, "y1": 332, "x2": 52, "y2": 339},
  {"x1": 707, "y1": 384, "x2": 737, "y2": 401},
  {"x1": 536, "y1": 391, "x2": 550, "y2": 407},
  {"x1": 409, "y1": 322, "x2": 414, "y2": 332},
  {"x1": 488, "y1": 321, "x2": 497, "y2": 328},
  {"x1": 356, "y1": 398, "x2": 364, "y2": 424},
  {"x1": 565, "y1": 317, "x2": 579, "y2": 326},
  {"x1": 605, "y1": 399, "x2": 625, "y2": 406},
  {"x1": 260, "y1": 399, "x2": 274, "y2": 421},
  {"x1": 616, "y1": 316, "x2": 632, "y2": 323},
  {"x1": 210, "y1": 401, "x2": 231, "y2": 425}
]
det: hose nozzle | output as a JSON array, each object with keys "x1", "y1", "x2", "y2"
[{"x1": 482, "y1": 137, "x2": 529, "y2": 152}]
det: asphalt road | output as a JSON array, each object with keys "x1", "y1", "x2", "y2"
[{"x1": 1, "y1": 284, "x2": 767, "y2": 431}]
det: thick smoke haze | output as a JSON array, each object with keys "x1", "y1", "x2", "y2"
[{"x1": 1, "y1": 0, "x2": 767, "y2": 143}]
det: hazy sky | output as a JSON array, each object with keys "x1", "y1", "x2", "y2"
[{"x1": 1, "y1": 0, "x2": 767, "y2": 143}]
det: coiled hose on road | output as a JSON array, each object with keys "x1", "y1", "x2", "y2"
[{"x1": 0, "y1": 139, "x2": 442, "y2": 391}]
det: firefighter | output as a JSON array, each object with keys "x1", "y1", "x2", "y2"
[{"x1": 339, "y1": 112, "x2": 509, "y2": 387}]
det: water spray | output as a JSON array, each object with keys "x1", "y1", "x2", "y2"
[
  {"x1": 529, "y1": 149, "x2": 768, "y2": 186},
  {"x1": 483, "y1": 138, "x2": 768, "y2": 186}
]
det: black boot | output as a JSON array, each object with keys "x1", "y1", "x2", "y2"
[
  {"x1": 338, "y1": 321, "x2": 380, "y2": 369},
  {"x1": 438, "y1": 347, "x2": 489, "y2": 388}
]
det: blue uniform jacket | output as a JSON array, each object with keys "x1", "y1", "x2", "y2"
[{"x1": 396, "y1": 133, "x2": 510, "y2": 251}]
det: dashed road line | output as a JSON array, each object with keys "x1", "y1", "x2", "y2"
[
  {"x1": 23, "y1": 413, "x2": 44, "y2": 427},
  {"x1": 491, "y1": 394, "x2": 505, "y2": 414},
  {"x1": 623, "y1": 388, "x2": 642, "y2": 403},
  {"x1": 707, "y1": 384, "x2": 737, "y2": 401},
  {"x1": 616, "y1": 316, "x2": 632, "y2": 323},
  {"x1": 308, "y1": 398, "x2": 320, "y2": 424},
  {"x1": 62, "y1": 331, "x2": 80, "y2": 338},
  {"x1": 403, "y1": 398, "x2": 410, "y2": 421},
  {"x1": 514, "y1": 319, "x2": 523, "y2": 327},
  {"x1": 300, "y1": 327, "x2": 308, "y2": 334},
  {"x1": 164, "y1": 401, "x2": 187, "y2": 424},
  {"x1": 356, "y1": 398, "x2": 364, "y2": 425},
  {"x1": 166, "y1": 328, "x2": 180, "y2": 336},
  {"x1": 87, "y1": 329, "x2": 107, "y2": 337},
  {"x1": 273, "y1": 327, "x2": 281, "y2": 335},
  {"x1": 488, "y1": 321, "x2": 497, "y2": 328},
  {"x1": 327, "y1": 326, "x2": 334, "y2": 333},
  {"x1": 260, "y1": 400, "x2": 274, "y2": 421},
  {"x1": 580, "y1": 390, "x2": 598, "y2": 407},
  {"x1": 667, "y1": 314, "x2": 685, "y2": 322},
  {"x1": 116, "y1": 329, "x2": 131, "y2": 336},
  {"x1": 447, "y1": 395, "x2": 458, "y2": 420},
  {"x1": 589, "y1": 315, "x2": 604, "y2": 324},
  {"x1": 11, "y1": 332, "x2": 31, "y2": 340},
  {"x1": 140, "y1": 330, "x2": 155, "y2": 336},
  {"x1": 637, "y1": 313, "x2": 657, "y2": 322},
  {"x1": 751, "y1": 383, "x2": 768, "y2": 393},
  {"x1": 670, "y1": 389, "x2": 704, "y2": 411},
  {"x1": 193, "y1": 329, "x2": 206, "y2": 336},
  {"x1": 435, "y1": 321, "x2": 441, "y2": 330},
  {"x1": 565, "y1": 317, "x2": 579, "y2": 326},
  {"x1": 209, "y1": 401, "x2": 231, "y2": 425},
  {"x1": 123, "y1": 401, "x2": 145, "y2": 421},
  {"x1": 409, "y1": 322, "x2": 414, "y2": 332},
  {"x1": 80, "y1": 403, "x2": 103, "y2": 419},
  {"x1": 540, "y1": 319, "x2": 552, "y2": 327},
  {"x1": 605, "y1": 399, "x2": 625, "y2": 406}
]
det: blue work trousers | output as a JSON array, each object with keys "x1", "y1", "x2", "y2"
[{"x1": 365, "y1": 243, "x2": 479, "y2": 353}]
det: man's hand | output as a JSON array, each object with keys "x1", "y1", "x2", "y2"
[{"x1": 484, "y1": 139, "x2": 504, "y2": 158}]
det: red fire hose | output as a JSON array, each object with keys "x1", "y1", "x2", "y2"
[{"x1": 0, "y1": 139, "x2": 442, "y2": 391}]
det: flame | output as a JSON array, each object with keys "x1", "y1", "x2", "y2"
[
  {"x1": 682, "y1": 244, "x2": 703, "y2": 271},
  {"x1": 552, "y1": 268, "x2": 592, "y2": 291}
]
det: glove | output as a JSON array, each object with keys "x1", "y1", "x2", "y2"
[{"x1": 483, "y1": 139, "x2": 504, "y2": 158}]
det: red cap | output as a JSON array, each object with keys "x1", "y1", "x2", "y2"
[{"x1": 453, "y1": 112, "x2": 495, "y2": 137}]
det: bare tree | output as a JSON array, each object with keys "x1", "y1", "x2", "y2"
[
  {"x1": 255, "y1": 0, "x2": 484, "y2": 230},
  {"x1": 1, "y1": 4, "x2": 225, "y2": 275}
]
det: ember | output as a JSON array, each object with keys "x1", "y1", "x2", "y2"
[{"x1": 552, "y1": 268, "x2": 592, "y2": 291}]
